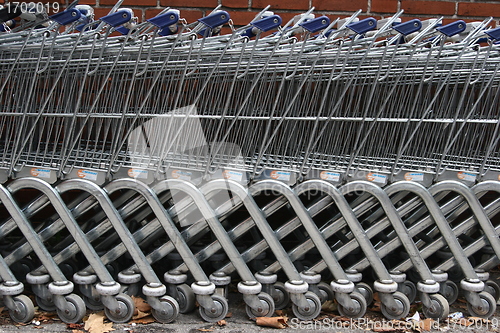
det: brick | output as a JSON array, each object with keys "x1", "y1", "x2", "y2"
[
  {"x1": 313, "y1": 0, "x2": 368, "y2": 12},
  {"x1": 100, "y1": 0, "x2": 157, "y2": 6},
  {"x1": 253, "y1": 0, "x2": 309, "y2": 11},
  {"x1": 401, "y1": 1, "x2": 455, "y2": 16},
  {"x1": 458, "y1": 3, "x2": 500, "y2": 17},
  {"x1": 160, "y1": 0, "x2": 217, "y2": 8},
  {"x1": 225, "y1": 10, "x2": 259, "y2": 26},
  {"x1": 76, "y1": 0, "x2": 96, "y2": 5},
  {"x1": 92, "y1": 7, "x2": 115, "y2": 19},
  {"x1": 222, "y1": 0, "x2": 249, "y2": 9},
  {"x1": 371, "y1": 0, "x2": 397, "y2": 13}
]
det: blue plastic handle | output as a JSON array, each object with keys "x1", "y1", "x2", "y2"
[
  {"x1": 198, "y1": 10, "x2": 230, "y2": 29},
  {"x1": 299, "y1": 15, "x2": 330, "y2": 33},
  {"x1": 485, "y1": 27, "x2": 500, "y2": 41},
  {"x1": 347, "y1": 17, "x2": 377, "y2": 34},
  {"x1": 436, "y1": 20, "x2": 466, "y2": 37},
  {"x1": 50, "y1": 8, "x2": 82, "y2": 25},
  {"x1": 100, "y1": 9, "x2": 132, "y2": 27},
  {"x1": 393, "y1": 19, "x2": 422, "y2": 36},
  {"x1": 159, "y1": 25, "x2": 179, "y2": 36},
  {"x1": 147, "y1": 11, "x2": 179, "y2": 29},
  {"x1": 116, "y1": 26, "x2": 130, "y2": 35},
  {"x1": 0, "y1": 19, "x2": 15, "y2": 31},
  {"x1": 252, "y1": 14, "x2": 282, "y2": 32}
]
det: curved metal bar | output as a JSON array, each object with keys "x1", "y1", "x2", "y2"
[
  {"x1": 55, "y1": 179, "x2": 161, "y2": 284},
  {"x1": 8, "y1": 177, "x2": 115, "y2": 283},
  {"x1": 202, "y1": 179, "x2": 303, "y2": 281},
  {"x1": 0, "y1": 181, "x2": 66, "y2": 282}
]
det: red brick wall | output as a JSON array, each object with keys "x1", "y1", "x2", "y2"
[{"x1": 2, "y1": 0, "x2": 499, "y2": 27}]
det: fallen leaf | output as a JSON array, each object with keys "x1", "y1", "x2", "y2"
[
  {"x1": 67, "y1": 323, "x2": 84, "y2": 330},
  {"x1": 419, "y1": 318, "x2": 435, "y2": 331},
  {"x1": 84, "y1": 313, "x2": 115, "y2": 333},
  {"x1": 131, "y1": 315, "x2": 155, "y2": 325},
  {"x1": 132, "y1": 310, "x2": 150, "y2": 320},
  {"x1": 321, "y1": 300, "x2": 337, "y2": 312},
  {"x1": 225, "y1": 312, "x2": 232, "y2": 318},
  {"x1": 197, "y1": 328, "x2": 214, "y2": 332},
  {"x1": 131, "y1": 296, "x2": 151, "y2": 315},
  {"x1": 256, "y1": 316, "x2": 288, "y2": 329},
  {"x1": 275, "y1": 310, "x2": 285, "y2": 316},
  {"x1": 217, "y1": 320, "x2": 226, "y2": 326}
]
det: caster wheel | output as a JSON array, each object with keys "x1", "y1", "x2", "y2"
[
  {"x1": 292, "y1": 291, "x2": 321, "y2": 321},
  {"x1": 272, "y1": 282, "x2": 290, "y2": 310},
  {"x1": 104, "y1": 293, "x2": 134, "y2": 323},
  {"x1": 176, "y1": 284, "x2": 196, "y2": 314},
  {"x1": 9, "y1": 295, "x2": 35, "y2": 323},
  {"x1": 440, "y1": 280, "x2": 459, "y2": 304},
  {"x1": 422, "y1": 294, "x2": 449, "y2": 320},
  {"x1": 317, "y1": 282, "x2": 334, "y2": 303},
  {"x1": 245, "y1": 292, "x2": 275, "y2": 318},
  {"x1": 337, "y1": 292, "x2": 367, "y2": 318},
  {"x1": 83, "y1": 295, "x2": 104, "y2": 311},
  {"x1": 467, "y1": 291, "x2": 496, "y2": 319},
  {"x1": 484, "y1": 280, "x2": 500, "y2": 303},
  {"x1": 35, "y1": 295, "x2": 57, "y2": 312},
  {"x1": 356, "y1": 282, "x2": 374, "y2": 305},
  {"x1": 152, "y1": 295, "x2": 179, "y2": 323},
  {"x1": 380, "y1": 291, "x2": 410, "y2": 320},
  {"x1": 56, "y1": 294, "x2": 86, "y2": 324},
  {"x1": 398, "y1": 280, "x2": 417, "y2": 304},
  {"x1": 199, "y1": 294, "x2": 228, "y2": 323}
]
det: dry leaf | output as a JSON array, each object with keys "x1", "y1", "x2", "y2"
[
  {"x1": 132, "y1": 310, "x2": 150, "y2": 320},
  {"x1": 72, "y1": 330, "x2": 84, "y2": 333},
  {"x1": 67, "y1": 323, "x2": 84, "y2": 330},
  {"x1": 256, "y1": 316, "x2": 288, "y2": 329},
  {"x1": 419, "y1": 318, "x2": 435, "y2": 331},
  {"x1": 321, "y1": 300, "x2": 337, "y2": 312},
  {"x1": 225, "y1": 312, "x2": 232, "y2": 318},
  {"x1": 275, "y1": 310, "x2": 285, "y2": 316},
  {"x1": 131, "y1": 315, "x2": 155, "y2": 325},
  {"x1": 84, "y1": 313, "x2": 115, "y2": 333},
  {"x1": 217, "y1": 320, "x2": 226, "y2": 326},
  {"x1": 131, "y1": 296, "x2": 151, "y2": 315},
  {"x1": 197, "y1": 328, "x2": 214, "y2": 332}
]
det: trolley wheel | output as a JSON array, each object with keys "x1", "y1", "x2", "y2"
[
  {"x1": 337, "y1": 292, "x2": 367, "y2": 318},
  {"x1": 9, "y1": 295, "x2": 35, "y2": 323},
  {"x1": 398, "y1": 280, "x2": 417, "y2": 304},
  {"x1": 467, "y1": 291, "x2": 496, "y2": 319},
  {"x1": 317, "y1": 281, "x2": 334, "y2": 303},
  {"x1": 176, "y1": 284, "x2": 196, "y2": 314},
  {"x1": 440, "y1": 280, "x2": 459, "y2": 304},
  {"x1": 83, "y1": 295, "x2": 104, "y2": 311},
  {"x1": 292, "y1": 291, "x2": 321, "y2": 321},
  {"x1": 380, "y1": 291, "x2": 410, "y2": 320},
  {"x1": 422, "y1": 294, "x2": 449, "y2": 320},
  {"x1": 56, "y1": 293, "x2": 86, "y2": 324},
  {"x1": 272, "y1": 282, "x2": 290, "y2": 310},
  {"x1": 152, "y1": 295, "x2": 179, "y2": 323},
  {"x1": 484, "y1": 280, "x2": 500, "y2": 303},
  {"x1": 245, "y1": 292, "x2": 275, "y2": 318},
  {"x1": 35, "y1": 295, "x2": 57, "y2": 312},
  {"x1": 199, "y1": 294, "x2": 228, "y2": 323},
  {"x1": 356, "y1": 282, "x2": 374, "y2": 305},
  {"x1": 104, "y1": 293, "x2": 134, "y2": 323}
]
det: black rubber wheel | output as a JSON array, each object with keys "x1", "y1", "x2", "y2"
[
  {"x1": 317, "y1": 281, "x2": 334, "y2": 303},
  {"x1": 422, "y1": 294, "x2": 449, "y2": 320},
  {"x1": 176, "y1": 284, "x2": 196, "y2": 314},
  {"x1": 356, "y1": 282, "x2": 374, "y2": 305},
  {"x1": 83, "y1": 295, "x2": 104, "y2": 311},
  {"x1": 398, "y1": 280, "x2": 417, "y2": 304},
  {"x1": 272, "y1": 282, "x2": 290, "y2": 310},
  {"x1": 337, "y1": 292, "x2": 367, "y2": 318},
  {"x1": 380, "y1": 291, "x2": 410, "y2": 320},
  {"x1": 35, "y1": 295, "x2": 57, "y2": 312},
  {"x1": 56, "y1": 293, "x2": 86, "y2": 324},
  {"x1": 484, "y1": 280, "x2": 500, "y2": 303},
  {"x1": 467, "y1": 291, "x2": 496, "y2": 319},
  {"x1": 245, "y1": 292, "x2": 275, "y2": 318},
  {"x1": 152, "y1": 295, "x2": 179, "y2": 323},
  {"x1": 104, "y1": 293, "x2": 134, "y2": 323},
  {"x1": 9, "y1": 295, "x2": 35, "y2": 323},
  {"x1": 440, "y1": 280, "x2": 459, "y2": 304},
  {"x1": 292, "y1": 291, "x2": 321, "y2": 321},
  {"x1": 199, "y1": 294, "x2": 228, "y2": 323}
]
